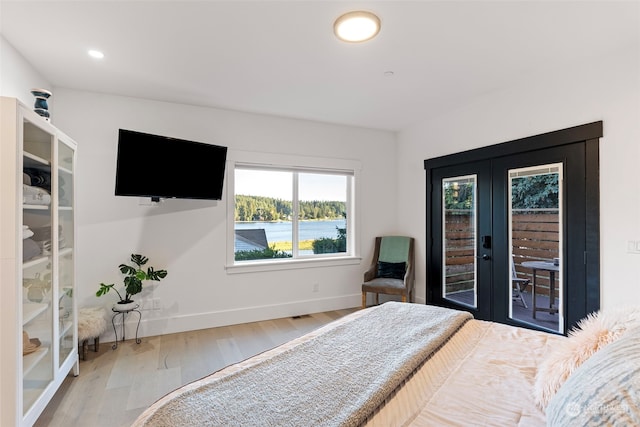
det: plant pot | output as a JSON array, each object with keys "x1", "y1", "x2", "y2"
[{"x1": 113, "y1": 301, "x2": 138, "y2": 312}]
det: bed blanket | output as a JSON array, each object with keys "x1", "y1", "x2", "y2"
[{"x1": 136, "y1": 302, "x2": 471, "y2": 427}]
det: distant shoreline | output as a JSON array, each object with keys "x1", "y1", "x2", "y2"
[{"x1": 235, "y1": 219, "x2": 346, "y2": 245}]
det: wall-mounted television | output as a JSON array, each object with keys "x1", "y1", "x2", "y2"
[{"x1": 115, "y1": 129, "x2": 227, "y2": 201}]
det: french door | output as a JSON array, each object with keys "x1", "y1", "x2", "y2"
[{"x1": 425, "y1": 123, "x2": 601, "y2": 334}]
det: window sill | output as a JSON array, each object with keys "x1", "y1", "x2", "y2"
[{"x1": 226, "y1": 256, "x2": 362, "y2": 274}]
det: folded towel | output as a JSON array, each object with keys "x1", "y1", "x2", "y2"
[
  {"x1": 23, "y1": 192, "x2": 51, "y2": 205},
  {"x1": 23, "y1": 184, "x2": 51, "y2": 205},
  {"x1": 32, "y1": 225, "x2": 62, "y2": 241},
  {"x1": 23, "y1": 184, "x2": 50, "y2": 196},
  {"x1": 23, "y1": 238, "x2": 42, "y2": 261},
  {"x1": 24, "y1": 168, "x2": 51, "y2": 192}
]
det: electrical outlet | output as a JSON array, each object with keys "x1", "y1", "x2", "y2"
[
  {"x1": 312, "y1": 283, "x2": 320, "y2": 293},
  {"x1": 153, "y1": 298, "x2": 161, "y2": 310},
  {"x1": 628, "y1": 240, "x2": 640, "y2": 254}
]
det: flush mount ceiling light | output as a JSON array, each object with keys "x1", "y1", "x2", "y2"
[
  {"x1": 88, "y1": 49, "x2": 104, "y2": 59},
  {"x1": 334, "y1": 11, "x2": 381, "y2": 43}
]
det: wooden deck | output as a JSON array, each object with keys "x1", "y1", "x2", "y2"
[{"x1": 446, "y1": 289, "x2": 560, "y2": 332}]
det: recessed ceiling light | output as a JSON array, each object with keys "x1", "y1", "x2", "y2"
[
  {"x1": 88, "y1": 49, "x2": 104, "y2": 59},
  {"x1": 334, "y1": 11, "x2": 381, "y2": 43}
]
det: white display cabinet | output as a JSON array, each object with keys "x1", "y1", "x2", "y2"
[{"x1": 0, "y1": 97, "x2": 78, "y2": 427}]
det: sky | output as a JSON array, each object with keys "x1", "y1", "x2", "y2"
[{"x1": 235, "y1": 169, "x2": 347, "y2": 201}]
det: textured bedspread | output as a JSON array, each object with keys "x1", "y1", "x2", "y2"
[{"x1": 133, "y1": 302, "x2": 471, "y2": 427}]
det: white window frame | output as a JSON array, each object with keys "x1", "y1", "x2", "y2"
[{"x1": 226, "y1": 150, "x2": 361, "y2": 273}]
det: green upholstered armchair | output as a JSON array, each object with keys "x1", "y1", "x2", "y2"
[{"x1": 361, "y1": 236, "x2": 415, "y2": 308}]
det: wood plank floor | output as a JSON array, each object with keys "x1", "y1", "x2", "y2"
[{"x1": 34, "y1": 308, "x2": 358, "y2": 427}]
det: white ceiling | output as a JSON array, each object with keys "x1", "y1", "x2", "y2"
[{"x1": 1, "y1": 1, "x2": 638, "y2": 132}]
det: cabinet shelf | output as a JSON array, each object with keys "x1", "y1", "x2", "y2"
[
  {"x1": 23, "y1": 204, "x2": 50, "y2": 211},
  {"x1": 59, "y1": 247, "x2": 73, "y2": 257},
  {"x1": 58, "y1": 165, "x2": 73, "y2": 175},
  {"x1": 23, "y1": 249, "x2": 72, "y2": 271},
  {"x1": 22, "y1": 346, "x2": 49, "y2": 377},
  {"x1": 23, "y1": 255, "x2": 49, "y2": 270},
  {"x1": 59, "y1": 320, "x2": 73, "y2": 337},
  {"x1": 23, "y1": 152, "x2": 50, "y2": 169},
  {"x1": 23, "y1": 303, "x2": 48, "y2": 325}
]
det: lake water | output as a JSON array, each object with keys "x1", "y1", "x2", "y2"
[{"x1": 235, "y1": 219, "x2": 346, "y2": 242}]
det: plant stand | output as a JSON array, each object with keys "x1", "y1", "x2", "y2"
[{"x1": 111, "y1": 304, "x2": 141, "y2": 349}]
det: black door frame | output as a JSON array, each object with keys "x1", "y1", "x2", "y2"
[{"x1": 424, "y1": 122, "x2": 602, "y2": 333}]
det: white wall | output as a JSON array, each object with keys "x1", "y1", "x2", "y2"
[
  {"x1": 397, "y1": 45, "x2": 640, "y2": 309},
  {"x1": 51, "y1": 90, "x2": 397, "y2": 340},
  {"x1": 0, "y1": 35, "x2": 53, "y2": 113},
  {"x1": 4, "y1": 30, "x2": 638, "y2": 342}
]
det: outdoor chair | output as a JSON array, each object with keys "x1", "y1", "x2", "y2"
[
  {"x1": 512, "y1": 260, "x2": 530, "y2": 308},
  {"x1": 362, "y1": 236, "x2": 415, "y2": 308}
]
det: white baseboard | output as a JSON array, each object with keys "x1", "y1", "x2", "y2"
[{"x1": 100, "y1": 294, "x2": 362, "y2": 343}]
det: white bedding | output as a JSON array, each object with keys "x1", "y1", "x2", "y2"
[
  {"x1": 365, "y1": 318, "x2": 563, "y2": 426},
  {"x1": 133, "y1": 304, "x2": 564, "y2": 426}
]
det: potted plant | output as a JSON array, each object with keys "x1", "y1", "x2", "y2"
[{"x1": 96, "y1": 254, "x2": 168, "y2": 311}]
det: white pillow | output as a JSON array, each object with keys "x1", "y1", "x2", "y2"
[
  {"x1": 546, "y1": 325, "x2": 640, "y2": 426},
  {"x1": 534, "y1": 306, "x2": 640, "y2": 409}
]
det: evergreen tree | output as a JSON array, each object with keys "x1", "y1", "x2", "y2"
[{"x1": 235, "y1": 195, "x2": 346, "y2": 221}]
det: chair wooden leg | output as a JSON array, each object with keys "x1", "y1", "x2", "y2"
[
  {"x1": 401, "y1": 295, "x2": 407, "y2": 303},
  {"x1": 374, "y1": 293, "x2": 379, "y2": 305},
  {"x1": 94, "y1": 336, "x2": 100, "y2": 352},
  {"x1": 362, "y1": 292, "x2": 367, "y2": 309}
]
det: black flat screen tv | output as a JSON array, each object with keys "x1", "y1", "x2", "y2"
[{"x1": 115, "y1": 129, "x2": 227, "y2": 200}]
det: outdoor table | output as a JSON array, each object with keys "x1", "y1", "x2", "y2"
[{"x1": 521, "y1": 261, "x2": 560, "y2": 319}]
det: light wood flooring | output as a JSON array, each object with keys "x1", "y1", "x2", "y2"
[{"x1": 34, "y1": 307, "x2": 358, "y2": 427}]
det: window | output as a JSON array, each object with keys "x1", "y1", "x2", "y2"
[{"x1": 227, "y1": 152, "x2": 359, "y2": 272}]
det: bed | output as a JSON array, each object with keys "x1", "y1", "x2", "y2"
[{"x1": 132, "y1": 302, "x2": 640, "y2": 427}]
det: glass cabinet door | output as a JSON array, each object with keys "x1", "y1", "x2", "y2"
[
  {"x1": 22, "y1": 120, "x2": 55, "y2": 413},
  {"x1": 57, "y1": 138, "x2": 75, "y2": 366}
]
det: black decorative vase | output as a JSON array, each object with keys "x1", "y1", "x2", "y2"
[{"x1": 30, "y1": 88, "x2": 52, "y2": 121}]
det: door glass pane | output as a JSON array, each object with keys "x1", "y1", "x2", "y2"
[
  {"x1": 442, "y1": 175, "x2": 477, "y2": 308},
  {"x1": 509, "y1": 163, "x2": 563, "y2": 333}
]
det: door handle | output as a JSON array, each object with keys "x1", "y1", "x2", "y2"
[{"x1": 476, "y1": 254, "x2": 491, "y2": 261}]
